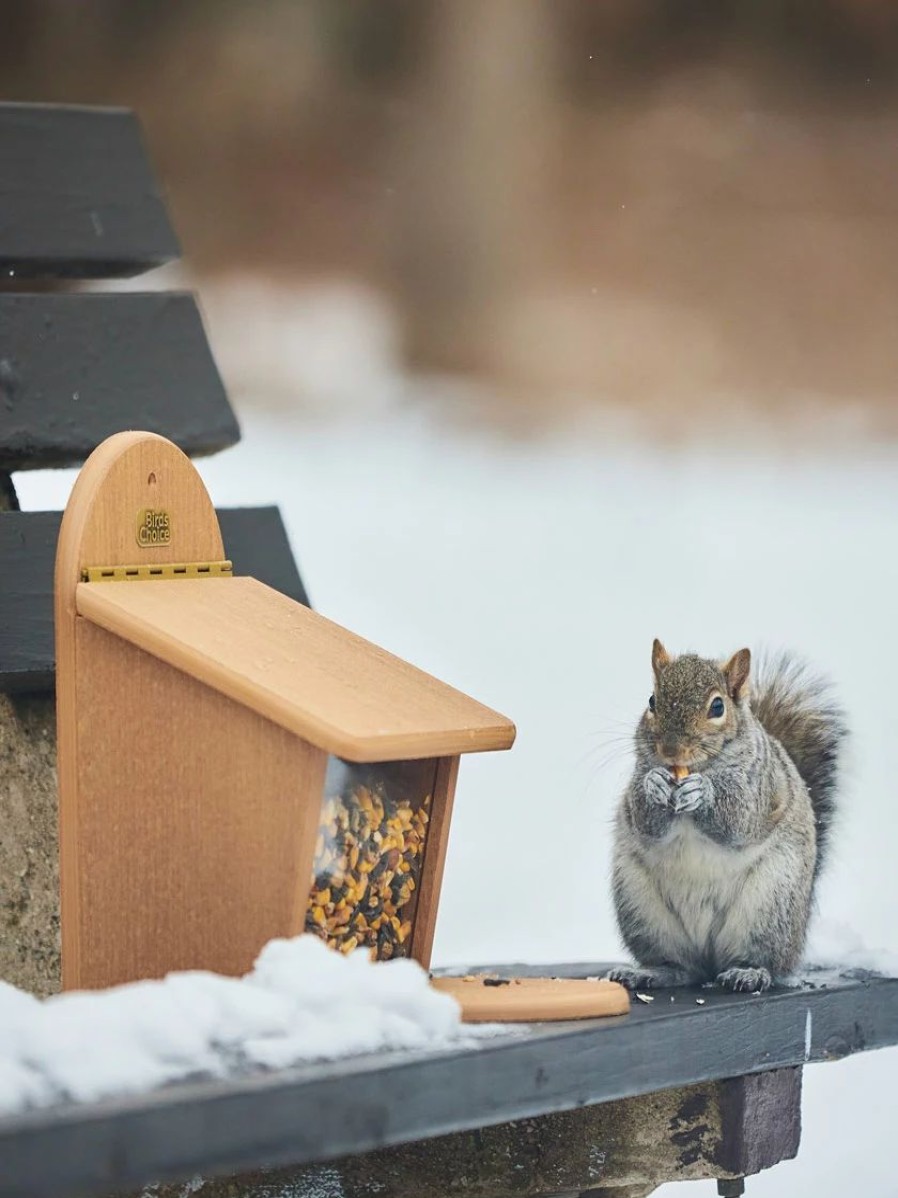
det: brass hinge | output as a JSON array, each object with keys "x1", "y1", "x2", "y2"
[{"x1": 81, "y1": 560, "x2": 233, "y2": 583}]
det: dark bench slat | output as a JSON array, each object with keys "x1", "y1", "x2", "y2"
[
  {"x1": 0, "y1": 508, "x2": 310, "y2": 693},
  {"x1": 0, "y1": 293, "x2": 239, "y2": 470},
  {"x1": 0, "y1": 972, "x2": 895, "y2": 1198},
  {"x1": 0, "y1": 104, "x2": 179, "y2": 278}
]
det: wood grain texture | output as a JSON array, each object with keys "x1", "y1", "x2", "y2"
[
  {"x1": 431, "y1": 977, "x2": 630, "y2": 1022},
  {"x1": 76, "y1": 578, "x2": 516, "y2": 762},
  {"x1": 71, "y1": 622, "x2": 325, "y2": 988},
  {"x1": 56, "y1": 433, "x2": 228, "y2": 985},
  {"x1": 1, "y1": 972, "x2": 895, "y2": 1198},
  {"x1": 54, "y1": 432, "x2": 327, "y2": 988},
  {"x1": 0, "y1": 293, "x2": 238, "y2": 471},
  {"x1": 410, "y1": 754, "x2": 459, "y2": 970},
  {"x1": 0, "y1": 507, "x2": 309, "y2": 694},
  {"x1": 0, "y1": 103, "x2": 179, "y2": 278}
]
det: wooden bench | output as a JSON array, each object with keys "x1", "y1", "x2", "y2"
[
  {"x1": 1, "y1": 965, "x2": 896, "y2": 1198},
  {"x1": 1, "y1": 101, "x2": 896, "y2": 1198}
]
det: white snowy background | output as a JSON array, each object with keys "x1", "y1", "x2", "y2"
[{"x1": 13, "y1": 276, "x2": 898, "y2": 1196}]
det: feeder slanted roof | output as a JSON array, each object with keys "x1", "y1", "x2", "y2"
[{"x1": 76, "y1": 576, "x2": 516, "y2": 762}]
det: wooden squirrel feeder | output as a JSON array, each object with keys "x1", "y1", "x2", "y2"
[{"x1": 55, "y1": 431, "x2": 516, "y2": 991}]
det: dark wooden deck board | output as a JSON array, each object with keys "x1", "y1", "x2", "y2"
[
  {"x1": 0, "y1": 293, "x2": 239, "y2": 471},
  {"x1": 0, "y1": 103, "x2": 179, "y2": 278},
  {"x1": 0, "y1": 968, "x2": 894, "y2": 1198}
]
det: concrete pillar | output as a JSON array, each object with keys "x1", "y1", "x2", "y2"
[{"x1": 0, "y1": 473, "x2": 60, "y2": 996}]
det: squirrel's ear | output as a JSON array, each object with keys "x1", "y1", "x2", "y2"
[
  {"x1": 652, "y1": 638, "x2": 671, "y2": 675},
  {"x1": 723, "y1": 648, "x2": 751, "y2": 699}
]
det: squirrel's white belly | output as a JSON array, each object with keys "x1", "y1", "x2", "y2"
[{"x1": 642, "y1": 817, "x2": 769, "y2": 966}]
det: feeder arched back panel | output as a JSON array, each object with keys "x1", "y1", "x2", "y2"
[{"x1": 55, "y1": 432, "x2": 327, "y2": 989}]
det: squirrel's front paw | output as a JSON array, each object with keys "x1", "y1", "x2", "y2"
[
  {"x1": 717, "y1": 966, "x2": 772, "y2": 993},
  {"x1": 643, "y1": 767, "x2": 675, "y2": 808},
  {"x1": 673, "y1": 772, "x2": 712, "y2": 813},
  {"x1": 607, "y1": 965, "x2": 697, "y2": 991}
]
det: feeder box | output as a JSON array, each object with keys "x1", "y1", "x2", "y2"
[{"x1": 55, "y1": 432, "x2": 516, "y2": 990}]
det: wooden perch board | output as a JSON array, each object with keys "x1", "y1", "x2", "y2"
[
  {"x1": 431, "y1": 976, "x2": 630, "y2": 1022},
  {"x1": 76, "y1": 575, "x2": 516, "y2": 762}
]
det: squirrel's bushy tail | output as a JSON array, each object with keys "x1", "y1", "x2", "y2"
[{"x1": 751, "y1": 653, "x2": 847, "y2": 876}]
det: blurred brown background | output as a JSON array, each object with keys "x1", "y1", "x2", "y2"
[{"x1": 4, "y1": 0, "x2": 898, "y2": 430}]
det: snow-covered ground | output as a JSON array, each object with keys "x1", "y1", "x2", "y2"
[{"x1": 13, "y1": 278, "x2": 898, "y2": 1195}]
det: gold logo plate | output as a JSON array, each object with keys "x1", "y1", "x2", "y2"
[{"x1": 136, "y1": 508, "x2": 171, "y2": 548}]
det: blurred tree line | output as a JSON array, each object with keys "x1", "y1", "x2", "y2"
[
  {"x1": 5, "y1": 1, "x2": 898, "y2": 102},
  {"x1": 4, "y1": 1, "x2": 898, "y2": 417}
]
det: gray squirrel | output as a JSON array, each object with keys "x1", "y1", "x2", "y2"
[{"x1": 608, "y1": 640, "x2": 847, "y2": 993}]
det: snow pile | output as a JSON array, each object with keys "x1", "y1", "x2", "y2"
[
  {"x1": 804, "y1": 917, "x2": 898, "y2": 978},
  {"x1": 0, "y1": 936, "x2": 467, "y2": 1118}
]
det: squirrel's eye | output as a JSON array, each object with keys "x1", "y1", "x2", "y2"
[
  {"x1": 708, "y1": 696, "x2": 725, "y2": 719},
  {"x1": 648, "y1": 695, "x2": 656, "y2": 714}
]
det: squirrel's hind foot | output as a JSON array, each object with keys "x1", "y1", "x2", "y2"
[
  {"x1": 606, "y1": 964, "x2": 696, "y2": 991},
  {"x1": 717, "y1": 966, "x2": 773, "y2": 993}
]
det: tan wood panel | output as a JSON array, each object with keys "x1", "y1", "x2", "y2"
[
  {"x1": 410, "y1": 755, "x2": 460, "y2": 970},
  {"x1": 431, "y1": 977, "x2": 631, "y2": 1022},
  {"x1": 56, "y1": 432, "x2": 232, "y2": 986},
  {"x1": 67, "y1": 622, "x2": 326, "y2": 989},
  {"x1": 76, "y1": 577, "x2": 516, "y2": 762}
]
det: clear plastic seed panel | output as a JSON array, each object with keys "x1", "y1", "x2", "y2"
[{"x1": 305, "y1": 757, "x2": 434, "y2": 959}]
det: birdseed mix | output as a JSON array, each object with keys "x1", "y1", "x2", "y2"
[{"x1": 305, "y1": 771, "x2": 431, "y2": 960}]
